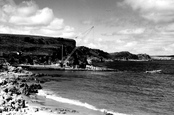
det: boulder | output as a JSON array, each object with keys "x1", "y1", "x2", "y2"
[
  {"x1": 0, "y1": 96, "x2": 5, "y2": 105},
  {"x1": 0, "y1": 79, "x2": 7, "y2": 85},
  {"x1": 33, "y1": 107, "x2": 39, "y2": 112},
  {"x1": 6, "y1": 84, "x2": 20, "y2": 95},
  {"x1": 19, "y1": 84, "x2": 29, "y2": 96},
  {"x1": 3, "y1": 94, "x2": 12, "y2": 102},
  {"x1": 106, "y1": 113, "x2": 113, "y2": 115},
  {"x1": 28, "y1": 84, "x2": 42, "y2": 94}
]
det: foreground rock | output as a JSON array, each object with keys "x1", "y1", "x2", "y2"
[{"x1": 0, "y1": 66, "x2": 43, "y2": 115}]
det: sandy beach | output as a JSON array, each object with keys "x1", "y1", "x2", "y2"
[{"x1": 0, "y1": 66, "x2": 109, "y2": 115}]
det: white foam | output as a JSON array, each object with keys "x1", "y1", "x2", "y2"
[{"x1": 37, "y1": 90, "x2": 130, "y2": 115}]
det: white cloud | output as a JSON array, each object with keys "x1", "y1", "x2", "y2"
[
  {"x1": 125, "y1": 41, "x2": 137, "y2": 47},
  {"x1": 117, "y1": 28, "x2": 145, "y2": 34},
  {"x1": 88, "y1": 43, "x2": 97, "y2": 48},
  {"x1": 47, "y1": 18, "x2": 64, "y2": 30},
  {"x1": 16, "y1": 1, "x2": 38, "y2": 17},
  {"x1": 100, "y1": 25, "x2": 174, "y2": 55},
  {"x1": 82, "y1": 20, "x2": 92, "y2": 25},
  {"x1": 0, "y1": 0, "x2": 75, "y2": 37},
  {"x1": 123, "y1": 0, "x2": 174, "y2": 23},
  {"x1": 9, "y1": 7, "x2": 54, "y2": 26}
]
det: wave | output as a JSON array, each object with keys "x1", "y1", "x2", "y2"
[{"x1": 37, "y1": 90, "x2": 130, "y2": 115}]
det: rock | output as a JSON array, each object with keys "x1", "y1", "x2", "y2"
[
  {"x1": 0, "y1": 66, "x2": 45, "y2": 114},
  {"x1": 28, "y1": 84, "x2": 42, "y2": 94},
  {"x1": 19, "y1": 83, "x2": 25, "y2": 88},
  {"x1": 0, "y1": 96, "x2": 5, "y2": 105},
  {"x1": 0, "y1": 79, "x2": 3, "y2": 85},
  {"x1": 21, "y1": 79, "x2": 27, "y2": 82},
  {"x1": 71, "y1": 110, "x2": 78, "y2": 113},
  {"x1": 18, "y1": 99, "x2": 25, "y2": 108},
  {"x1": 33, "y1": 108, "x2": 39, "y2": 112},
  {"x1": 3, "y1": 88, "x2": 8, "y2": 93},
  {"x1": 0, "y1": 79, "x2": 7, "y2": 85},
  {"x1": 19, "y1": 84, "x2": 29, "y2": 95},
  {"x1": 8, "y1": 79, "x2": 18, "y2": 85},
  {"x1": 4, "y1": 94, "x2": 12, "y2": 102},
  {"x1": 7, "y1": 84, "x2": 20, "y2": 95},
  {"x1": 62, "y1": 111, "x2": 66, "y2": 114},
  {"x1": 22, "y1": 100, "x2": 26, "y2": 108}
]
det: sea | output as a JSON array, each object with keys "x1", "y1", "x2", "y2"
[{"x1": 32, "y1": 60, "x2": 174, "y2": 115}]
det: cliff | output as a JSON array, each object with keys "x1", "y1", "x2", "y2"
[
  {"x1": 0, "y1": 34, "x2": 76, "y2": 64},
  {"x1": 0, "y1": 34, "x2": 75, "y2": 54}
]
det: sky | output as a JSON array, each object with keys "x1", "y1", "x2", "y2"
[{"x1": 0, "y1": 0, "x2": 174, "y2": 55}]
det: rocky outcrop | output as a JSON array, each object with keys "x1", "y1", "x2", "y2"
[
  {"x1": 137, "y1": 54, "x2": 151, "y2": 60},
  {"x1": 0, "y1": 63, "x2": 44, "y2": 114},
  {"x1": 0, "y1": 74, "x2": 43, "y2": 113}
]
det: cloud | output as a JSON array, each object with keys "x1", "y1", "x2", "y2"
[
  {"x1": 9, "y1": 7, "x2": 54, "y2": 26},
  {"x1": 78, "y1": 0, "x2": 174, "y2": 55},
  {"x1": 117, "y1": 28, "x2": 145, "y2": 34},
  {"x1": 100, "y1": 24, "x2": 174, "y2": 55},
  {"x1": 101, "y1": 28, "x2": 145, "y2": 37},
  {"x1": 0, "y1": 0, "x2": 75, "y2": 37},
  {"x1": 81, "y1": 20, "x2": 92, "y2": 25},
  {"x1": 122, "y1": 0, "x2": 174, "y2": 23}
]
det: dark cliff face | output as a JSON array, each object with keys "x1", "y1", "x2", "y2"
[
  {"x1": 0, "y1": 34, "x2": 76, "y2": 65},
  {"x1": 0, "y1": 34, "x2": 75, "y2": 53}
]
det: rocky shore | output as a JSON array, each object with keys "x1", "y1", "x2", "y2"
[{"x1": 0, "y1": 65, "x2": 81, "y2": 115}]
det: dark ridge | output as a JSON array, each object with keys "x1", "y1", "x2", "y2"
[
  {"x1": 0, "y1": 34, "x2": 76, "y2": 65},
  {"x1": 0, "y1": 33, "x2": 75, "y2": 54},
  {"x1": 110, "y1": 51, "x2": 151, "y2": 60}
]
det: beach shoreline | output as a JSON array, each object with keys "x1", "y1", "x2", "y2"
[{"x1": 0, "y1": 66, "x2": 117, "y2": 115}]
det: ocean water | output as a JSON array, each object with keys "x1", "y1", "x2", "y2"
[{"x1": 32, "y1": 60, "x2": 174, "y2": 115}]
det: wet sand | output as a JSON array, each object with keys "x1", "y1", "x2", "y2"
[{"x1": 28, "y1": 94, "x2": 104, "y2": 115}]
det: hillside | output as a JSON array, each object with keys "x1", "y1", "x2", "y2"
[
  {"x1": 0, "y1": 34, "x2": 76, "y2": 64},
  {"x1": 0, "y1": 34, "x2": 75, "y2": 54},
  {"x1": 0, "y1": 34, "x2": 151, "y2": 66},
  {"x1": 76, "y1": 46, "x2": 111, "y2": 61},
  {"x1": 110, "y1": 51, "x2": 151, "y2": 60}
]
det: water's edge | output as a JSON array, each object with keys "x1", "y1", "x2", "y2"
[{"x1": 37, "y1": 90, "x2": 129, "y2": 115}]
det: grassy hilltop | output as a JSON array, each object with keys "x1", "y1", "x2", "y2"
[{"x1": 0, "y1": 34, "x2": 75, "y2": 55}]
